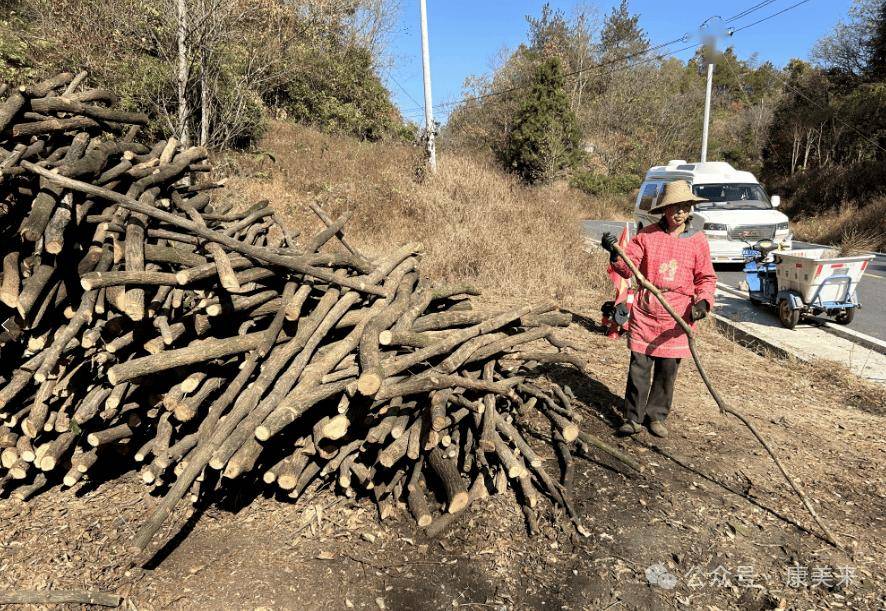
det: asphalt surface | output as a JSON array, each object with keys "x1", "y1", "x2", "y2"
[{"x1": 582, "y1": 220, "x2": 885, "y2": 341}]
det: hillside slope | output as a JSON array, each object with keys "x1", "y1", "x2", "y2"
[{"x1": 219, "y1": 121, "x2": 625, "y2": 299}]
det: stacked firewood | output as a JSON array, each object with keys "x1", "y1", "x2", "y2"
[{"x1": 0, "y1": 72, "x2": 635, "y2": 553}]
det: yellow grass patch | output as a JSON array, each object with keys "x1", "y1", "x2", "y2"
[{"x1": 219, "y1": 121, "x2": 624, "y2": 299}]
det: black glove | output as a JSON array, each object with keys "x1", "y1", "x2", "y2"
[
  {"x1": 691, "y1": 300, "x2": 710, "y2": 322},
  {"x1": 601, "y1": 232, "x2": 619, "y2": 262}
]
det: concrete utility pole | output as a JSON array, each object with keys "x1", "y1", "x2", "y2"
[
  {"x1": 419, "y1": 0, "x2": 437, "y2": 173},
  {"x1": 700, "y1": 60, "x2": 714, "y2": 163}
]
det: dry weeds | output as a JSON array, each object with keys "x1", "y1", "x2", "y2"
[
  {"x1": 801, "y1": 359, "x2": 886, "y2": 416},
  {"x1": 790, "y1": 197, "x2": 886, "y2": 253},
  {"x1": 218, "y1": 122, "x2": 622, "y2": 299}
]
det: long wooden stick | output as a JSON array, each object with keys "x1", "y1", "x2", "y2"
[
  {"x1": 611, "y1": 243, "x2": 843, "y2": 549},
  {"x1": 0, "y1": 589, "x2": 121, "y2": 607}
]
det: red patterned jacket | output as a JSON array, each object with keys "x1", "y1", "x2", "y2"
[{"x1": 610, "y1": 218, "x2": 717, "y2": 358}]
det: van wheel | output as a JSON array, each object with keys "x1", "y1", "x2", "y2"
[{"x1": 778, "y1": 299, "x2": 800, "y2": 329}]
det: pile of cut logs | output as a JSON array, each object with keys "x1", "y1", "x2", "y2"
[{"x1": 0, "y1": 73, "x2": 636, "y2": 553}]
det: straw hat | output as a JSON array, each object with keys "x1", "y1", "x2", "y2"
[{"x1": 649, "y1": 179, "x2": 708, "y2": 213}]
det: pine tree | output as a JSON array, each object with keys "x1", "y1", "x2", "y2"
[
  {"x1": 600, "y1": 0, "x2": 649, "y2": 61},
  {"x1": 500, "y1": 57, "x2": 582, "y2": 183}
]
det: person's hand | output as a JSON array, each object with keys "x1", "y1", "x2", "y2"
[
  {"x1": 691, "y1": 300, "x2": 710, "y2": 321},
  {"x1": 601, "y1": 232, "x2": 617, "y2": 253}
]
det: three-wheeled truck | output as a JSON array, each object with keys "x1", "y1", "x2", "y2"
[{"x1": 742, "y1": 240, "x2": 875, "y2": 329}]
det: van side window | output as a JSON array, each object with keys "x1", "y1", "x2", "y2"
[{"x1": 638, "y1": 183, "x2": 659, "y2": 211}]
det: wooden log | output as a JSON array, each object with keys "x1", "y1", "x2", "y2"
[
  {"x1": 12, "y1": 473, "x2": 47, "y2": 501},
  {"x1": 495, "y1": 417, "x2": 542, "y2": 469},
  {"x1": 307, "y1": 202, "x2": 368, "y2": 263},
  {"x1": 0, "y1": 91, "x2": 26, "y2": 133},
  {"x1": 479, "y1": 361, "x2": 498, "y2": 452},
  {"x1": 428, "y1": 447, "x2": 469, "y2": 514},
  {"x1": 0, "y1": 251, "x2": 20, "y2": 308},
  {"x1": 0, "y1": 589, "x2": 121, "y2": 607},
  {"x1": 175, "y1": 377, "x2": 223, "y2": 422},
  {"x1": 29, "y1": 96, "x2": 148, "y2": 124},
  {"x1": 39, "y1": 431, "x2": 75, "y2": 471},
  {"x1": 130, "y1": 354, "x2": 262, "y2": 552},
  {"x1": 356, "y1": 271, "x2": 417, "y2": 395},
  {"x1": 12, "y1": 116, "x2": 99, "y2": 138},
  {"x1": 23, "y1": 162, "x2": 400, "y2": 296},
  {"x1": 16, "y1": 263, "x2": 54, "y2": 318},
  {"x1": 503, "y1": 351, "x2": 587, "y2": 370},
  {"x1": 33, "y1": 247, "x2": 110, "y2": 382},
  {"x1": 44, "y1": 199, "x2": 77, "y2": 257},
  {"x1": 576, "y1": 430, "x2": 642, "y2": 473},
  {"x1": 1, "y1": 447, "x2": 19, "y2": 469},
  {"x1": 81, "y1": 270, "x2": 180, "y2": 290},
  {"x1": 22, "y1": 379, "x2": 57, "y2": 438},
  {"x1": 518, "y1": 384, "x2": 579, "y2": 442},
  {"x1": 16, "y1": 435, "x2": 35, "y2": 462},
  {"x1": 87, "y1": 423, "x2": 134, "y2": 447},
  {"x1": 22, "y1": 72, "x2": 75, "y2": 97},
  {"x1": 493, "y1": 433, "x2": 527, "y2": 479},
  {"x1": 375, "y1": 302, "x2": 555, "y2": 388},
  {"x1": 375, "y1": 374, "x2": 518, "y2": 402},
  {"x1": 107, "y1": 330, "x2": 287, "y2": 385}
]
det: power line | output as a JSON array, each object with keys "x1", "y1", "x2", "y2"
[
  {"x1": 725, "y1": 0, "x2": 778, "y2": 23},
  {"x1": 398, "y1": 33, "x2": 692, "y2": 116},
  {"x1": 386, "y1": 71, "x2": 423, "y2": 110},
  {"x1": 729, "y1": 0, "x2": 814, "y2": 34}
]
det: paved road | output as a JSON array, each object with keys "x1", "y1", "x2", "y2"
[{"x1": 582, "y1": 220, "x2": 885, "y2": 341}]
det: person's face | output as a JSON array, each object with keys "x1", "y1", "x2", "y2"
[{"x1": 664, "y1": 203, "x2": 692, "y2": 228}]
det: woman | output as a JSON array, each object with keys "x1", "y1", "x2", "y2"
[{"x1": 601, "y1": 180, "x2": 717, "y2": 438}]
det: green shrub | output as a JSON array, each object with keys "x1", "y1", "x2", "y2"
[{"x1": 570, "y1": 171, "x2": 641, "y2": 196}]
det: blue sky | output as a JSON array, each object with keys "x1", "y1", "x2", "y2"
[{"x1": 383, "y1": 0, "x2": 854, "y2": 124}]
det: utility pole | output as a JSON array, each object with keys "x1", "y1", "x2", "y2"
[
  {"x1": 419, "y1": 0, "x2": 437, "y2": 173},
  {"x1": 700, "y1": 60, "x2": 714, "y2": 163}
]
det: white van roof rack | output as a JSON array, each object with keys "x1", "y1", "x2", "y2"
[{"x1": 644, "y1": 161, "x2": 759, "y2": 185}]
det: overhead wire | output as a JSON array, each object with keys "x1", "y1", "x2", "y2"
[
  {"x1": 729, "y1": 0, "x2": 814, "y2": 34},
  {"x1": 397, "y1": 33, "x2": 693, "y2": 116},
  {"x1": 725, "y1": 0, "x2": 779, "y2": 23}
]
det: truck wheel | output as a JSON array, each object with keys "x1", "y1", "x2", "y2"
[
  {"x1": 835, "y1": 308, "x2": 855, "y2": 325},
  {"x1": 778, "y1": 299, "x2": 800, "y2": 329}
]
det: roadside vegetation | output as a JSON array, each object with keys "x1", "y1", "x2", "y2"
[
  {"x1": 0, "y1": 0, "x2": 408, "y2": 147},
  {"x1": 446, "y1": 0, "x2": 886, "y2": 250}
]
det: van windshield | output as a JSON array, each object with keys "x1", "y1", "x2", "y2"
[{"x1": 692, "y1": 183, "x2": 771, "y2": 210}]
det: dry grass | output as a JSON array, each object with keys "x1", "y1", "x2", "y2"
[
  {"x1": 218, "y1": 121, "x2": 617, "y2": 299},
  {"x1": 790, "y1": 197, "x2": 886, "y2": 253},
  {"x1": 800, "y1": 359, "x2": 886, "y2": 416}
]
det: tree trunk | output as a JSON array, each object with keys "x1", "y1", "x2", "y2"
[{"x1": 177, "y1": 0, "x2": 191, "y2": 148}]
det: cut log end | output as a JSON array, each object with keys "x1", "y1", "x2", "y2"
[
  {"x1": 447, "y1": 491, "x2": 470, "y2": 514},
  {"x1": 356, "y1": 372, "x2": 382, "y2": 396},
  {"x1": 561, "y1": 424, "x2": 579, "y2": 443},
  {"x1": 416, "y1": 514, "x2": 432, "y2": 527}
]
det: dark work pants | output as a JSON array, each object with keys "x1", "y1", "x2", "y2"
[{"x1": 624, "y1": 351, "x2": 681, "y2": 424}]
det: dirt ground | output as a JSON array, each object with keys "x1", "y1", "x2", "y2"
[{"x1": 1, "y1": 292, "x2": 883, "y2": 610}]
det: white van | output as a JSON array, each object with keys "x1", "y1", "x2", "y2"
[{"x1": 634, "y1": 160, "x2": 792, "y2": 263}]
